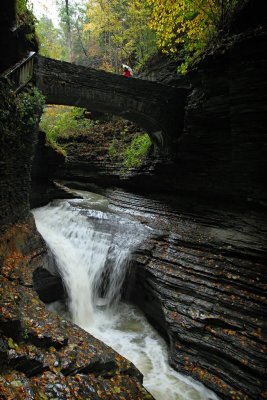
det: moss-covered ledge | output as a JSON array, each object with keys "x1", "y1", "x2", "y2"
[{"x1": 0, "y1": 79, "x2": 44, "y2": 230}]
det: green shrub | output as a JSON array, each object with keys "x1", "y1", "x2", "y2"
[
  {"x1": 0, "y1": 81, "x2": 45, "y2": 163},
  {"x1": 123, "y1": 133, "x2": 151, "y2": 168},
  {"x1": 40, "y1": 105, "x2": 95, "y2": 150},
  {"x1": 0, "y1": 84, "x2": 44, "y2": 134},
  {"x1": 108, "y1": 132, "x2": 152, "y2": 170},
  {"x1": 16, "y1": 0, "x2": 37, "y2": 46}
]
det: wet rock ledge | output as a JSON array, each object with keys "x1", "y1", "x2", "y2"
[
  {"x1": 0, "y1": 218, "x2": 153, "y2": 400},
  {"x1": 105, "y1": 188, "x2": 267, "y2": 400}
]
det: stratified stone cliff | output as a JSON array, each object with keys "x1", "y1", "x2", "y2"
[
  {"x1": 40, "y1": 6, "x2": 267, "y2": 399},
  {"x1": 104, "y1": 189, "x2": 266, "y2": 400},
  {"x1": 0, "y1": 2, "x2": 154, "y2": 398},
  {"x1": 174, "y1": 30, "x2": 267, "y2": 204},
  {"x1": 139, "y1": 28, "x2": 267, "y2": 204}
]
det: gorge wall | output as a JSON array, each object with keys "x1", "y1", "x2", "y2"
[
  {"x1": 38, "y1": 4, "x2": 267, "y2": 399},
  {"x1": 106, "y1": 188, "x2": 266, "y2": 400},
  {"x1": 173, "y1": 30, "x2": 267, "y2": 204},
  {"x1": 1, "y1": 0, "x2": 266, "y2": 399},
  {"x1": 136, "y1": 0, "x2": 267, "y2": 204},
  {"x1": 0, "y1": 3, "x2": 154, "y2": 399}
]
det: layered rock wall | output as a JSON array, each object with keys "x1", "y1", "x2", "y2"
[
  {"x1": 106, "y1": 188, "x2": 267, "y2": 400},
  {"x1": 30, "y1": 131, "x2": 76, "y2": 208},
  {"x1": 0, "y1": 4, "x2": 153, "y2": 399},
  {"x1": 176, "y1": 31, "x2": 267, "y2": 203},
  {"x1": 135, "y1": 31, "x2": 267, "y2": 204},
  {"x1": 0, "y1": 80, "x2": 37, "y2": 230}
]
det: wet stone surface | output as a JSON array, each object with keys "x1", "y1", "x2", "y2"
[
  {"x1": 104, "y1": 188, "x2": 267, "y2": 400},
  {"x1": 0, "y1": 219, "x2": 154, "y2": 400}
]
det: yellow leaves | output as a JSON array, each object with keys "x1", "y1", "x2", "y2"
[
  {"x1": 8, "y1": 337, "x2": 19, "y2": 350},
  {"x1": 224, "y1": 329, "x2": 236, "y2": 336},
  {"x1": 146, "y1": 0, "x2": 231, "y2": 68},
  {"x1": 84, "y1": 0, "x2": 158, "y2": 70},
  {"x1": 83, "y1": 22, "x2": 95, "y2": 32}
]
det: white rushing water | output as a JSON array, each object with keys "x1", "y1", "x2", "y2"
[{"x1": 33, "y1": 192, "x2": 219, "y2": 400}]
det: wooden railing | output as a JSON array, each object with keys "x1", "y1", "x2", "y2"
[{"x1": 2, "y1": 51, "x2": 36, "y2": 92}]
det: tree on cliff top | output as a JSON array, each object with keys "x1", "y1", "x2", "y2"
[{"x1": 145, "y1": 0, "x2": 247, "y2": 72}]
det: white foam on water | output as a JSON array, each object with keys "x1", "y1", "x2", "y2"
[{"x1": 33, "y1": 194, "x2": 219, "y2": 400}]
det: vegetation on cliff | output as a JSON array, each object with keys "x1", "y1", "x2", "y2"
[
  {"x1": 109, "y1": 132, "x2": 152, "y2": 170},
  {"x1": 17, "y1": 0, "x2": 35, "y2": 25},
  {"x1": 39, "y1": 105, "x2": 94, "y2": 155},
  {"x1": 40, "y1": 105, "x2": 152, "y2": 171},
  {"x1": 0, "y1": 80, "x2": 44, "y2": 138},
  {"x1": 0, "y1": 78, "x2": 44, "y2": 231},
  {"x1": 16, "y1": 0, "x2": 38, "y2": 49}
]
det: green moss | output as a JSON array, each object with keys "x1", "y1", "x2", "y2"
[
  {"x1": 16, "y1": 86, "x2": 45, "y2": 130},
  {"x1": 16, "y1": 0, "x2": 36, "y2": 28},
  {"x1": 0, "y1": 80, "x2": 45, "y2": 136}
]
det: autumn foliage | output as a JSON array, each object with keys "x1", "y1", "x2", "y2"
[
  {"x1": 35, "y1": 0, "x2": 245, "y2": 73},
  {"x1": 146, "y1": 0, "x2": 244, "y2": 72}
]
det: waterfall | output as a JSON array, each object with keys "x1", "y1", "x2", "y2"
[
  {"x1": 33, "y1": 196, "x2": 147, "y2": 328},
  {"x1": 33, "y1": 193, "x2": 219, "y2": 400}
]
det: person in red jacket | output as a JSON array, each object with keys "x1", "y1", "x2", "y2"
[{"x1": 122, "y1": 64, "x2": 133, "y2": 77}]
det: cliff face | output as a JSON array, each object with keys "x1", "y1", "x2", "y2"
[
  {"x1": 138, "y1": 30, "x2": 267, "y2": 204},
  {"x1": 105, "y1": 188, "x2": 267, "y2": 400},
  {"x1": 126, "y1": 1, "x2": 267, "y2": 205},
  {"x1": 30, "y1": 131, "x2": 76, "y2": 208},
  {"x1": 0, "y1": 0, "x2": 38, "y2": 73},
  {"x1": 0, "y1": 4, "x2": 153, "y2": 399},
  {"x1": 175, "y1": 31, "x2": 267, "y2": 203},
  {"x1": 43, "y1": 18, "x2": 267, "y2": 400},
  {"x1": 2, "y1": 1, "x2": 266, "y2": 398},
  {"x1": 0, "y1": 81, "x2": 40, "y2": 229}
]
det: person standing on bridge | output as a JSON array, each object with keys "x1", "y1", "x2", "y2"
[{"x1": 122, "y1": 64, "x2": 133, "y2": 77}]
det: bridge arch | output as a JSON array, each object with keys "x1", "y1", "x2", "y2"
[{"x1": 35, "y1": 55, "x2": 188, "y2": 152}]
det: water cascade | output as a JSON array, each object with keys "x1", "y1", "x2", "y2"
[{"x1": 33, "y1": 192, "x2": 219, "y2": 400}]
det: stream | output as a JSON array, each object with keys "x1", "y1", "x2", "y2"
[{"x1": 33, "y1": 191, "x2": 219, "y2": 400}]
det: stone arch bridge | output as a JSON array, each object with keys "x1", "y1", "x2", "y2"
[
  {"x1": 35, "y1": 55, "x2": 188, "y2": 152},
  {"x1": 3, "y1": 53, "x2": 188, "y2": 152}
]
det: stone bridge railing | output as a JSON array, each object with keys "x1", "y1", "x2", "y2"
[{"x1": 2, "y1": 51, "x2": 35, "y2": 93}]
